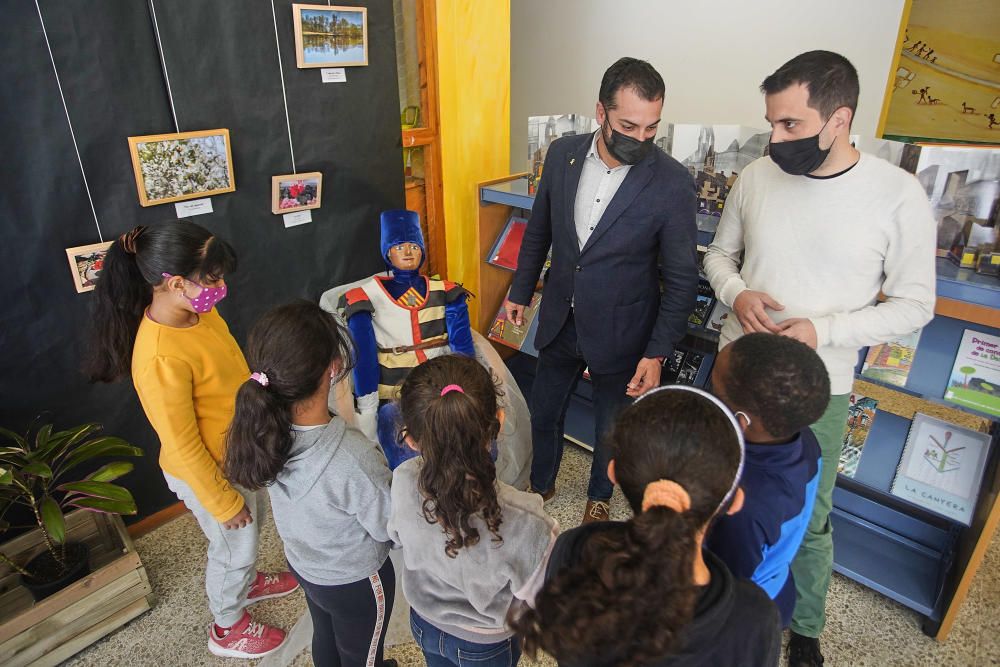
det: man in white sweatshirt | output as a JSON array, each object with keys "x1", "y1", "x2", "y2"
[{"x1": 704, "y1": 51, "x2": 936, "y2": 667}]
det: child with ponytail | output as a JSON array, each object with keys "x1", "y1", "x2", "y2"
[
  {"x1": 387, "y1": 354, "x2": 558, "y2": 667},
  {"x1": 225, "y1": 301, "x2": 397, "y2": 667},
  {"x1": 512, "y1": 386, "x2": 782, "y2": 667},
  {"x1": 87, "y1": 222, "x2": 295, "y2": 659}
]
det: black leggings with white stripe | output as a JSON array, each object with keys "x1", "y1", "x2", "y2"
[{"x1": 290, "y1": 558, "x2": 395, "y2": 667}]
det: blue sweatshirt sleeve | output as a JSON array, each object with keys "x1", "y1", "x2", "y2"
[
  {"x1": 445, "y1": 296, "x2": 474, "y2": 357},
  {"x1": 347, "y1": 311, "x2": 380, "y2": 396}
]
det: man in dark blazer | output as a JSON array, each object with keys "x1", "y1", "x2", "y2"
[{"x1": 507, "y1": 58, "x2": 698, "y2": 523}]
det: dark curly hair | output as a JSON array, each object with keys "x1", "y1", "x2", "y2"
[
  {"x1": 511, "y1": 390, "x2": 742, "y2": 667},
  {"x1": 714, "y1": 332, "x2": 830, "y2": 438},
  {"x1": 398, "y1": 354, "x2": 504, "y2": 559},
  {"x1": 224, "y1": 300, "x2": 355, "y2": 489}
]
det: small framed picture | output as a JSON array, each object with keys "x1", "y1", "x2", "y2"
[
  {"x1": 65, "y1": 242, "x2": 112, "y2": 293},
  {"x1": 127, "y1": 129, "x2": 236, "y2": 207},
  {"x1": 292, "y1": 4, "x2": 368, "y2": 68},
  {"x1": 271, "y1": 172, "x2": 323, "y2": 214}
]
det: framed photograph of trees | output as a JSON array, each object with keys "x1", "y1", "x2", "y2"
[{"x1": 292, "y1": 4, "x2": 368, "y2": 69}]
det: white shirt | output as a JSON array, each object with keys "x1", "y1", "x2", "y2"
[
  {"x1": 703, "y1": 152, "x2": 937, "y2": 394},
  {"x1": 574, "y1": 131, "x2": 631, "y2": 249}
]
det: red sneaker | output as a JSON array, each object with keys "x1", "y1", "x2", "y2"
[
  {"x1": 208, "y1": 611, "x2": 287, "y2": 659},
  {"x1": 246, "y1": 571, "x2": 300, "y2": 604}
]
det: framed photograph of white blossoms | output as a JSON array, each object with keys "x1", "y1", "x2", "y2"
[{"x1": 127, "y1": 129, "x2": 236, "y2": 207}]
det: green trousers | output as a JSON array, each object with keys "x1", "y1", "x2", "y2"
[{"x1": 790, "y1": 393, "x2": 851, "y2": 638}]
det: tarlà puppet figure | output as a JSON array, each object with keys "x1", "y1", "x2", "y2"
[{"x1": 339, "y1": 209, "x2": 474, "y2": 467}]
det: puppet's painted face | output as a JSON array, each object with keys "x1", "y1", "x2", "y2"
[{"x1": 388, "y1": 242, "x2": 422, "y2": 271}]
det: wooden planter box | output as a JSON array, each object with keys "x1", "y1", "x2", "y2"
[{"x1": 0, "y1": 510, "x2": 155, "y2": 666}]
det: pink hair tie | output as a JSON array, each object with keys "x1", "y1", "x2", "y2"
[
  {"x1": 642, "y1": 479, "x2": 692, "y2": 513},
  {"x1": 250, "y1": 372, "x2": 269, "y2": 387},
  {"x1": 440, "y1": 384, "x2": 464, "y2": 397}
]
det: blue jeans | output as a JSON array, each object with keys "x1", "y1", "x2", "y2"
[
  {"x1": 409, "y1": 609, "x2": 521, "y2": 667},
  {"x1": 529, "y1": 314, "x2": 633, "y2": 500}
]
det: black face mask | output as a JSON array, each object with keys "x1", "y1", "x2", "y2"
[
  {"x1": 768, "y1": 118, "x2": 832, "y2": 176},
  {"x1": 602, "y1": 118, "x2": 654, "y2": 165}
]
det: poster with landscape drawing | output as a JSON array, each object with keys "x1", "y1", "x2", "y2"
[
  {"x1": 898, "y1": 143, "x2": 1000, "y2": 254},
  {"x1": 293, "y1": 4, "x2": 368, "y2": 68},
  {"x1": 127, "y1": 129, "x2": 235, "y2": 207},
  {"x1": 527, "y1": 115, "x2": 598, "y2": 182},
  {"x1": 657, "y1": 125, "x2": 769, "y2": 221},
  {"x1": 879, "y1": 0, "x2": 1000, "y2": 144}
]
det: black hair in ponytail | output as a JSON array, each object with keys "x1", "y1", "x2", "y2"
[
  {"x1": 85, "y1": 221, "x2": 237, "y2": 383},
  {"x1": 511, "y1": 390, "x2": 742, "y2": 667},
  {"x1": 224, "y1": 300, "x2": 355, "y2": 490},
  {"x1": 398, "y1": 354, "x2": 504, "y2": 558}
]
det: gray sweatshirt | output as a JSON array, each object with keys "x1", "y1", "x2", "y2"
[
  {"x1": 268, "y1": 418, "x2": 392, "y2": 586},
  {"x1": 387, "y1": 457, "x2": 558, "y2": 642}
]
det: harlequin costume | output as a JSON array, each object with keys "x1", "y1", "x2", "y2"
[{"x1": 339, "y1": 210, "x2": 474, "y2": 467}]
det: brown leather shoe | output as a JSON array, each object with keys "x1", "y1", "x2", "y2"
[
  {"x1": 582, "y1": 500, "x2": 611, "y2": 524},
  {"x1": 530, "y1": 486, "x2": 556, "y2": 502}
]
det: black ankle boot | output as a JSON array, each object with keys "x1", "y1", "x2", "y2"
[{"x1": 787, "y1": 632, "x2": 824, "y2": 666}]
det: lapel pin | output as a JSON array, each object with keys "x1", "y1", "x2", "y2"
[{"x1": 570, "y1": 158, "x2": 576, "y2": 165}]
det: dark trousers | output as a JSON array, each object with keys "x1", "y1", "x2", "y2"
[
  {"x1": 410, "y1": 609, "x2": 522, "y2": 667},
  {"x1": 529, "y1": 314, "x2": 633, "y2": 500},
  {"x1": 290, "y1": 558, "x2": 395, "y2": 667}
]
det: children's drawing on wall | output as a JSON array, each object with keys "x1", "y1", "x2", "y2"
[{"x1": 881, "y1": 0, "x2": 1000, "y2": 144}]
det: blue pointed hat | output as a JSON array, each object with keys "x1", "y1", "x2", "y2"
[{"x1": 380, "y1": 209, "x2": 425, "y2": 269}]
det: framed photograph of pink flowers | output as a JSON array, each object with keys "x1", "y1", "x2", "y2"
[{"x1": 271, "y1": 172, "x2": 323, "y2": 215}]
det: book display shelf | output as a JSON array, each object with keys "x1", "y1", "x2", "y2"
[{"x1": 474, "y1": 173, "x2": 1000, "y2": 640}]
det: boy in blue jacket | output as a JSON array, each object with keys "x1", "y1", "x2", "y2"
[{"x1": 706, "y1": 333, "x2": 830, "y2": 627}]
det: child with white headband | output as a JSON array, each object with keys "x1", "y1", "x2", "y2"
[{"x1": 511, "y1": 385, "x2": 782, "y2": 667}]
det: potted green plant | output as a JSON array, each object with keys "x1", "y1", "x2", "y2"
[{"x1": 0, "y1": 420, "x2": 142, "y2": 600}]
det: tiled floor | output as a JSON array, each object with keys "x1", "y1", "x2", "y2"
[{"x1": 65, "y1": 446, "x2": 1000, "y2": 666}]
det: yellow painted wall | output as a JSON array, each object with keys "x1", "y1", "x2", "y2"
[{"x1": 436, "y1": 0, "x2": 510, "y2": 324}]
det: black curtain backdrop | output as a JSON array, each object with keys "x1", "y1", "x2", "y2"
[{"x1": 0, "y1": 0, "x2": 402, "y2": 521}]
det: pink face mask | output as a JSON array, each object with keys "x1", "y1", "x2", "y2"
[{"x1": 162, "y1": 273, "x2": 228, "y2": 313}]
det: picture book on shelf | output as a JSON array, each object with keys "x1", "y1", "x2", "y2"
[
  {"x1": 890, "y1": 413, "x2": 992, "y2": 525},
  {"x1": 488, "y1": 289, "x2": 541, "y2": 353},
  {"x1": 661, "y1": 347, "x2": 705, "y2": 386},
  {"x1": 839, "y1": 392, "x2": 878, "y2": 478},
  {"x1": 677, "y1": 351, "x2": 705, "y2": 385},
  {"x1": 662, "y1": 348, "x2": 687, "y2": 385},
  {"x1": 707, "y1": 301, "x2": 732, "y2": 333},
  {"x1": 688, "y1": 281, "x2": 715, "y2": 327},
  {"x1": 487, "y1": 214, "x2": 528, "y2": 271},
  {"x1": 944, "y1": 329, "x2": 1000, "y2": 418},
  {"x1": 861, "y1": 329, "x2": 922, "y2": 388}
]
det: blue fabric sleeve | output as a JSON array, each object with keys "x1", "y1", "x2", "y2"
[
  {"x1": 347, "y1": 311, "x2": 380, "y2": 396},
  {"x1": 445, "y1": 296, "x2": 474, "y2": 357}
]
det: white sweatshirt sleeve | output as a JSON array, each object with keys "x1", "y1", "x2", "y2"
[
  {"x1": 703, "y1": 172, "x2": 749, "y2": 307},
  {"x1": 809, "y1": 176, "x2": 937, "y2": 348}
]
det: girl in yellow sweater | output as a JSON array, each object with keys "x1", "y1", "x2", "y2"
[{"x1": 88, "y1": 221, "x2": 296, "y2": 659}]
